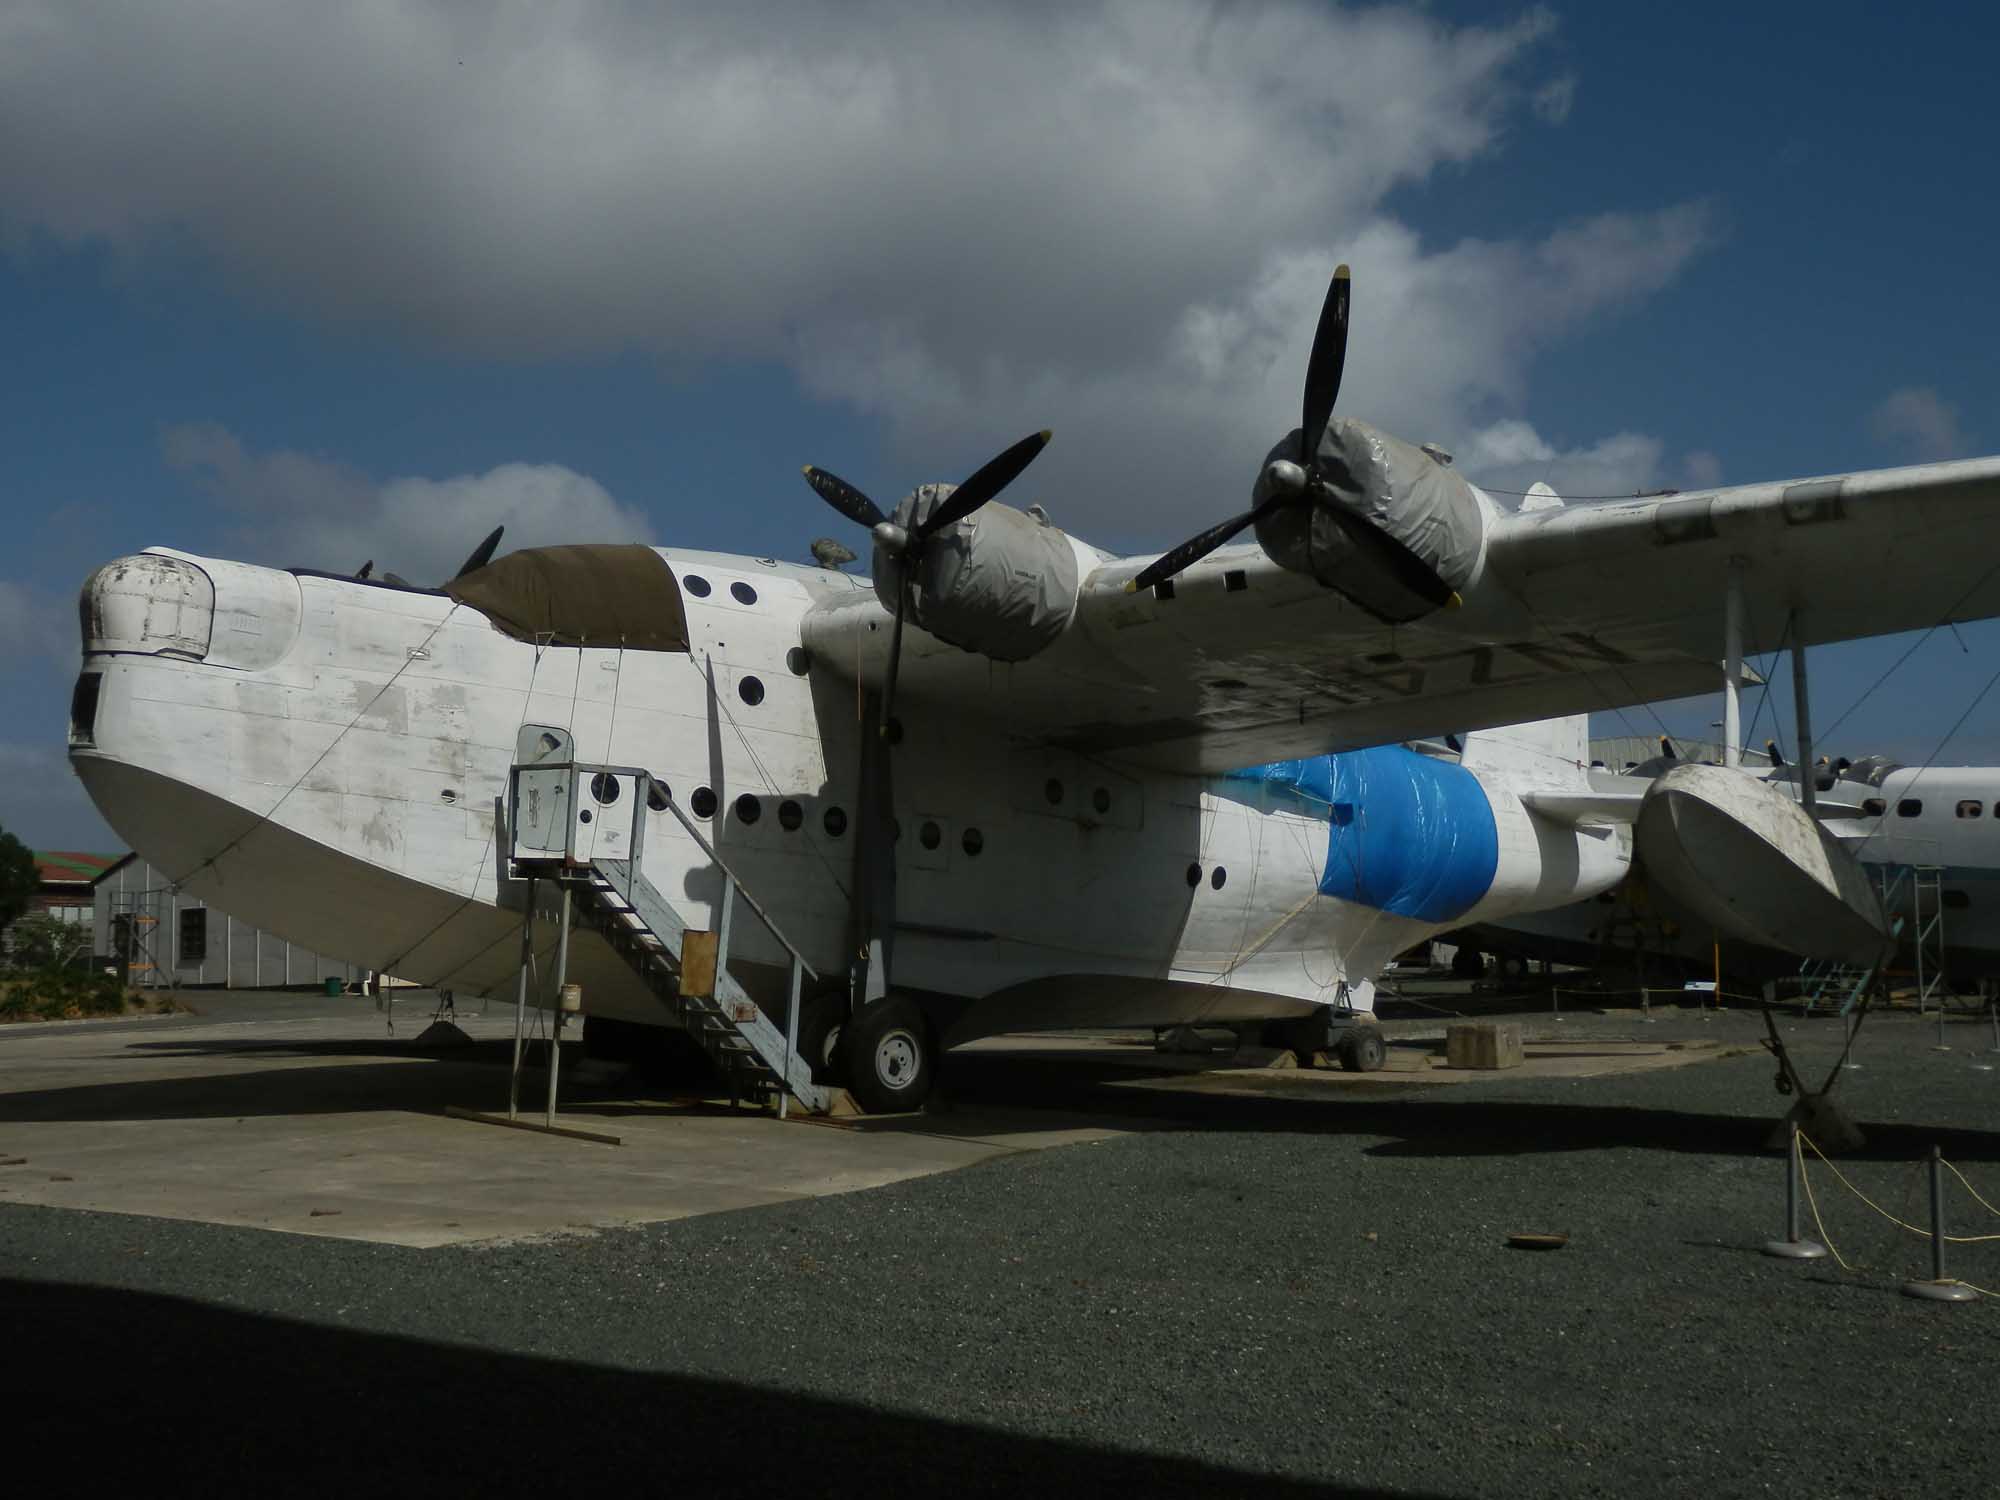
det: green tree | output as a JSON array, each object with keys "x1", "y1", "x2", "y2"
[
  {"x1": 9, "y1": 912, "x2": 91, "y2": 971},
  {"x1": 0, "y1": 830, "x2": 35, "y2": 932}
]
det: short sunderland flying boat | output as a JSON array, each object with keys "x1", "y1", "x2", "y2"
[{"x1": 65, "y1": 267, "x2": 2000, "y2": 1111}]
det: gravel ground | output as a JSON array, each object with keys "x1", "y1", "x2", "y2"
[{"x1": 5, "y1": 1002, "x2": 1998, "y2": 1498}]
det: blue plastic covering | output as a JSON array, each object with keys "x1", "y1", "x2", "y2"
[{"x1": 1222, "y1": 747, "x2": 1499, "y2": 922}]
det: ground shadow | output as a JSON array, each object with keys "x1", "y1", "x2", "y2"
[{"x1": 2, "y1": 1276, "x2": 1422, "y2": 1500}]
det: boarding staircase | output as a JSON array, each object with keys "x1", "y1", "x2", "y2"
[
  {"x1": 1797, "y1": 864, "x2": 1937, "y2": 1016},
  {"x1": 506, "y1": 761, "x2": 830, "y2": 1115}
]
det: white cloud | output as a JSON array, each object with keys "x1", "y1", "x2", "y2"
[
  {"x1": 1869, "y1": 386, "x2": 1968, "y2": 462},
  {"x1": 161, "y1": 423, "x2": 652, "y2": 581},
  {"x1": 1682, "y1": 449, "x2": 1724, "y2": 490},
  {"x1": 1, "y1": 3, "x2": 1718, "y2": 541},
  {"x1": 1456, "y1": 422, "x2": 1667, "y2": 504},
  {"x1": 1532, "y1": 74, "x2": 1576, "y2": 124}
]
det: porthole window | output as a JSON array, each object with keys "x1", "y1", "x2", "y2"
[
  {"x1": 735, "y1": 793, "x2": 761, "y2": 825},
  {"x1": 731, "y1": 581, "x2": 758, "y2": 606},
  {"x1": 738, "y1": 675, "x2": 765, "y2": 706},
  {"x1": 1044, "y1": 778, "x2": 1064, "y2": 806},
  {"x1": 786, "y1": 647, "x2": 810, "y2": 676},
  {"x1": 823, "y1": 806, "x2": 848, "y2": 838},
  {"x1": 1185, "y1": 862, "x2": 1201, "y2": 888},
  {"x1": 1223, "y1": 570, "x2": 1248, "y2": 593},
  {"x1": 1863, "y1": 798, "x2": 1886, "y2": 817},
  {"x1": 962, "y1": 828, "x2": 984, "y2": 857},
  {"x1": 589, "y1": 772, "x2": 621, "y2": 805},
  {"x1": 1211, "y1": 866, "x2": 1227, "y2": 890},
  {"x1": 682, "y1": 575, "x2": 712, "y2": 598},
  {"x1": 1898, "y1": 799, "x2": 1924, "y2": 818},
  {"x1": 919, "y1": 820, "x2": 942, "y2": 851},
  {"x1": 778, "y1": 799, "x2": 803, "y2": 831},
  {"x1": 1958, "y1": 800, "x2": 1984, "y2": 819},
  {"x1": 1092, "y1": 786, "x2": 1111, "y2": 815},
  {"x1": 646, "y1": 781, "x2": 671, "y2": 812},
  {"x1": 690, "y1": 786, "x2": 717, "y2": 818},
  {"x1": 1944, "y1": 889, "x2": 1971, "y2": 910}
]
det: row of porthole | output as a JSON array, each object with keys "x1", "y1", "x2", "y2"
[
  {"x1": 590, "y1": 774, "x2": 984, "y2": 854},
  {"x1": 1186, "y1": 862, "x2": 1228, "y2": 890},
  {"x1": 681, "y1": 576, "x2": 760, "y2": 606}
]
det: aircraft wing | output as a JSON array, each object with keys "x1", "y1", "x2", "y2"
[{"x1": 801, "y1": 456, "x2": 2000, "y2": 773}]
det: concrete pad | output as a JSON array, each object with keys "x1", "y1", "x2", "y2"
[{"x1": 0, "y1": 1006, "x2": 1128, "y2": 1249}]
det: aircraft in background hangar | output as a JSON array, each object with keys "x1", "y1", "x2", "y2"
[{"x1": 62, "y1": 264, "x2": 2000, "y2": 1112}]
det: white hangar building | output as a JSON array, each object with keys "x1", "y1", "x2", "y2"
[{"x1": 92, "y1": 852, "x2": 366, "y2": 991}]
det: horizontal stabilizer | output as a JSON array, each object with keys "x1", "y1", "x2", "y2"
[{"x1": 1521, "y1": 790, "x2": 1644, "y2": 827}]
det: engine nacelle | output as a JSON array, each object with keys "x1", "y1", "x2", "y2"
[
  {"x1": 1252, "y1": 417, "x2": 1485, "y2": 623},
  {"x1": 873, "y1": 488, "x2": 1079, "y2": 661}
]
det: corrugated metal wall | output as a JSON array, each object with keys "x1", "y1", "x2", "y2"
[{"x1": 92, "y1": 855, "x2": 363, "y2": 989}]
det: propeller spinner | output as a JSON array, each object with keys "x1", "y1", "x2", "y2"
[
  {"x1": 1126, "y1": 265, "x2": 1460, "y2": 612},
  {"x1": 802, "y1": 430, "x2": 1051, "y2": 736}
]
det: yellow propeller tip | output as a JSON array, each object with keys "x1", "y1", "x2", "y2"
[
  {"x1": 1039, "y1": 429, "x2": 1053, "y2": 442},
  {"x1": 1446, "y1": 592, "x2": 1463, "y2": 610},
  {"x1": 1334, "y1": 264, "x2": 1350, "y2": 280},
  {"x1": 1123, "y1": 579, "x2": 1139, "y2": 593},
  {"x1": 801, "y1": 465, "x2": 815, "y2": 477}
]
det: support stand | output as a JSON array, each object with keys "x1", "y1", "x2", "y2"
[
  {"x1": 1762, "y1": 1125, "x2": 1828, "y2": 1260},
  {"x1": 1902, "y1": 1146, "x2": 1977, "y2": 1302}
]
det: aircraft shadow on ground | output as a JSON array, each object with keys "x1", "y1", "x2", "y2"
[
  {"x1": 0, "y1": 1276, "x2": 1419, "y2": 1500},
  {"x1": 5, "y1": 1042, "x2": 1999, "y2": 1167}
]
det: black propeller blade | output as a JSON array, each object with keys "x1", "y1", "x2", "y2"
[
  {"x1": 1125, "y1": 264, "x2": 1462, "y2": 612},
  {"x1": 917, "y1": 430, "x2": 1051, "y2": 539},
  {"x1": 801, "y1": 431, "x2": 1052, "y2": 738},
  {"x1": 452, "y1": 525, "x2": 505, "y2": 580},
  {"x1": 1300, "y1": 264, "x2": 1350, "y2": 461},
  {"x1": 802, "y1": 467, "x2": 889, "y2": 531}
]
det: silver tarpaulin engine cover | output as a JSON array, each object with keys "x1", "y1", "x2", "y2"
[
  {"x1": 874, "y1": 487, "x2": 1078, "y2": 661},
  {"x1": 1252, "y1": 417, "x2": 1483, "y2": 622}
]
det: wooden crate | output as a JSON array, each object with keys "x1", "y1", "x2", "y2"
[{"x1": 1446, "y1": 1021, "x2": 1524, "y2": 1070}]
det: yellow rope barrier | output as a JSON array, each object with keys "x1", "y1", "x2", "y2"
[{"x1": 1793, "y1": 1132, "x2": 2000, "y2": 1295}]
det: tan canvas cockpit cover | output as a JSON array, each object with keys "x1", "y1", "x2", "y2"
[{"x1": 446, "y1": 545, "x2": 689, "y2": 650}]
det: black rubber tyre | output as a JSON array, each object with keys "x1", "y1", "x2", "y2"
[
  {"x1": 1496, "y1": 953, "x2": 1529, "y2": 982},
  {"x1": 838, "y1": 994, "x2": 935, "y2": 1113},
  {"x1": 796, "y1": 990, "x2": 849, "y2": 1086},
  {"x1": 1450, "y1": 944, "x2": 1484, "y2": 979},
  {"x1": 1338, "y1": 1025, "x2": 1387, "y2": 1073}
]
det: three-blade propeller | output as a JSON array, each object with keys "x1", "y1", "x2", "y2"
[
  {"x1": 1126, "y1": 266, "x2": 1458, "y2": 611},
  {"x1": 803, "y1": 430, "x2": 1051, "y2": 735}
]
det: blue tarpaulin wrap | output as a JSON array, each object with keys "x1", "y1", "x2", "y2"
[{"x1": 1223, "y1": 747, "x2": 1499, "y2": 922}]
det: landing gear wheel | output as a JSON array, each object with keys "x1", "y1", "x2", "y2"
[
  {"x1": 1497, "y1": 953, "x2": 1529, "y2": 982},
  {"x1": 1338, "y1": 1025, "x2": 1387, "y2": 1073},
  {"x1": 838, "y1": 995, "x2": 935, "y2": 1113},
  {"x1": 1450, "y1": 945, "x2": 1484, "y2": 979},
  {"x1": 796, "y1": 991, "x2": 848, "y2": 1086}
]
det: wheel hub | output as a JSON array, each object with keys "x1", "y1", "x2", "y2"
[{"x1": 874, "y1": 1028, "x2": 920, "y2": 1090}]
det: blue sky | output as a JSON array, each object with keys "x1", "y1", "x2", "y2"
[{"x1": 4, "y1": 2, "x2": 1998, "y2": 850}]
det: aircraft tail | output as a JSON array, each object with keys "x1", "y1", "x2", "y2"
[{"x1": 1457, "y1": 714, "x2": 1590, "y2": 791}]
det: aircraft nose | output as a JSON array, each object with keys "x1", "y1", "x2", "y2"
[{"x1": 79, "y1": 550, "x2": 304, "y2": 669}]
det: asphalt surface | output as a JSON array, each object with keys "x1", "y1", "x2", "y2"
[{"x1": 5, "y1": 995, "x2": 1999, "y2": 1498}]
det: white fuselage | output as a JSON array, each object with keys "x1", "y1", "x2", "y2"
[{"x1": 68, "y1": 546, "x2": 1629, "y2": 1039}]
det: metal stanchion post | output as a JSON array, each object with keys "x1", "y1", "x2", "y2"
[
  {"x1": 1842, "y1": 1008, "x2": 1862, "y2": 1072},
  {"x1": 545, "y1": 884, "x2": 572, "y2": 1129},
  {"x1": 1903, "y1": 1146, "x2": 1977, "y2": 1301},
  {"x1": 508, "y1": 878, "x2": 535, "y2": 1120},
  {"x1": 1763, "y1": 1125, "x2": 1828, "y2": 1260}
]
